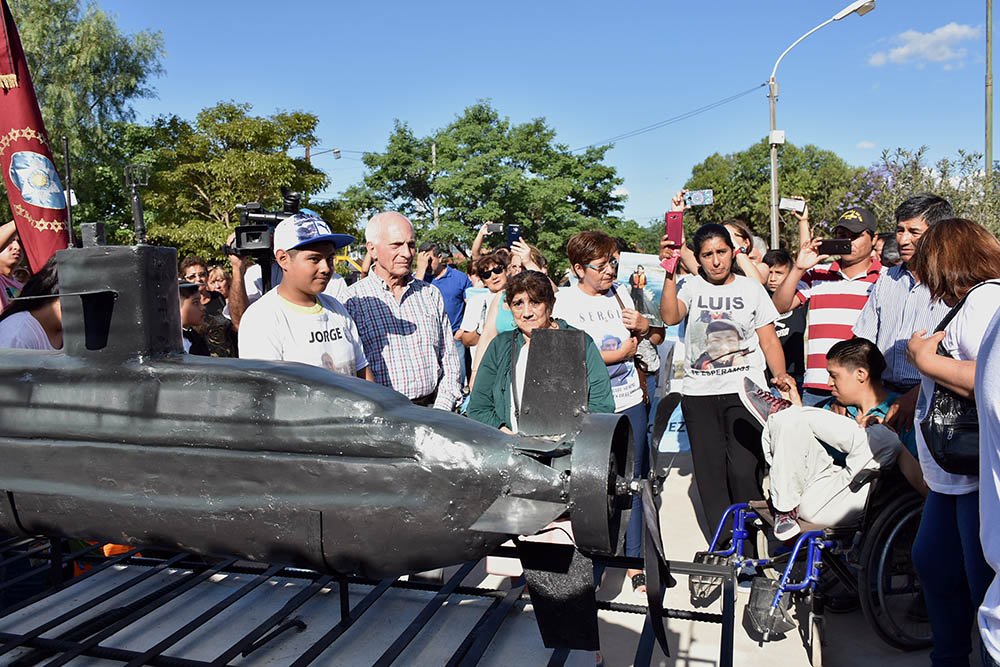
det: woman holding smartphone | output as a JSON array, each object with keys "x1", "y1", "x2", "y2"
[{"x1": 660, "y1": 215, "x2": 792, "y2": 535}]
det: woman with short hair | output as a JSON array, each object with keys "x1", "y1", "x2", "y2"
[{"x1": 466, "y1": 270, "x2": 613, "y2": 431}]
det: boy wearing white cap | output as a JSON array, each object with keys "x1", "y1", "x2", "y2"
[{"x1": 238, "y1": 213, "x2": 372, "y2": 379}]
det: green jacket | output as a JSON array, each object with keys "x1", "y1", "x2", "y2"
[{"x1": 466, "y1": 319, "x2": 615, "y2": 430}]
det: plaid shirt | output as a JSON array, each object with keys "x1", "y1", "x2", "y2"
[{"x1": 345, "y1": 271, "x2": 461, "y2": 410}]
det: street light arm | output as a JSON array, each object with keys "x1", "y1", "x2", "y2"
[{"x1": 769, "y1": 17, "x2": 835, "y2": 82}]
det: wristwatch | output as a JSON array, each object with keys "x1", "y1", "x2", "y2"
[{"x1": 733, "y1": 246, "x2": 746, "y2": 256}]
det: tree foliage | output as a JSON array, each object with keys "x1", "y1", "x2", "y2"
[
  {"x1": 841, "y1": 147, "x2": 1000, "y2": 237},
  {"x1": 10, "y1": 0, "x2": 164, "y2": 225},
  {"x1": 343, "y1": 101, "x2": 628, "y2": 275},
  {"x1": 683, "y1": 139, "x2": 861, "y2": 248},
  {"x1": 129, "y1": 102, "x2": 328, "y2": 260}
]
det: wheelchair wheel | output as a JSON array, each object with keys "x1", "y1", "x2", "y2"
[{"x1": 857, "y1": 490, "x2": 931, "y2": 650}]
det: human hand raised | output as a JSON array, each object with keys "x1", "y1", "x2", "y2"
[
  {"x1": 510, "y1": 238, "x2": 540, "y2": 271},
  {"x1": 670, "y1": 190, "x2": 690, "y2": 213},
  {"x1": 795, "y1": 238, "x2": 829, "y2": 272}
]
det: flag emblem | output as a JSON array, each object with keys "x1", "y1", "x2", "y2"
[{"x1": 9, "y1": 150, "x2": 66, "y2": 209}]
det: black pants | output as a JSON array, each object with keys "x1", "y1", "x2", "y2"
[{"x1": 681, "y1": 393, "x2": 765, "y2": 534}]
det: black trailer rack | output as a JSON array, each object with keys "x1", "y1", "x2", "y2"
[{"x1": 0, "y1": 537, "x2": 734, "y2": 666}]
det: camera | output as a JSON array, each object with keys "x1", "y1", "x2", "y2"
[{"x1": 220, "y1": 188, "x2": 301, "y2": 257}]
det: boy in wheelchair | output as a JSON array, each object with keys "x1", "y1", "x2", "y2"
[{"x1": 740, "y1": 337, "x2": 922, "y2": 540}]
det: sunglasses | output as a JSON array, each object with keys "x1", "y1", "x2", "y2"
[{"x1": 478, "y1": 266, "x2": 505, "y2": 279}]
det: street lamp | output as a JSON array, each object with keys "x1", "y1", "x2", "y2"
[{"x1": 767, "y1": 0, "x2": 876, "y2": 248}]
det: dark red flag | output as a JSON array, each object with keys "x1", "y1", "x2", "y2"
[{"x1": 0, "y1": 0, "x2": 69, "y2": 273}]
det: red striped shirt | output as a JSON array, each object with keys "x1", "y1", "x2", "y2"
[{"x1": 795, "y1": 259, "x2": 884, "y2": 389}]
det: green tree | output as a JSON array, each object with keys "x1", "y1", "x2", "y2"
[
  {"x1": 684, "y1": 139, "x2": 861, "y2": 248},
  {"x1": 343, "y1": 101, "x2": 628, "y2": 275},
  {"x1": 10, "y1": 0, "x2": 165, "y2": 225},
  {"x1": 137, "y1": 102, "x2": 329, "y2": 260},
  {"x1": 842, "y1": 147, "x2": 1000, "y2": 237}
]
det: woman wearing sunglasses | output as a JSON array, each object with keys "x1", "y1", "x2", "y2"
[
  {"x1": 552, "y1": 229, "x2": 663, "y2": 593},
  {"x1": 458, "y1": 253, "x2": 509, "y2": 356}
]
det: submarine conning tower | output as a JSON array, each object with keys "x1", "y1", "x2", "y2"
[{"x1": 58, "y1": 223, "x2": 183, "y2": 359}]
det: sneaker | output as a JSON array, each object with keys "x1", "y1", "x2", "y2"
[
  {"x1": 773, "y1": 508, "x2": 801, "y2": 541},
  {"x1": 740, "y1": 377, "x2": 792, "y2": 428}
]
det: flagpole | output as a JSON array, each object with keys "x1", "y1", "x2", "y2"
[{"x1": 62, "y1": 136, "x2": 75, "y2": 248}]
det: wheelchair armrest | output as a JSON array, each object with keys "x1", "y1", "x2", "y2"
[{"x1": 849, "y1": 468, "x2": 881, "y2": 493}]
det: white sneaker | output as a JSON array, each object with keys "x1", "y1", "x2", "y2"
[{"x1": 773, "y1": 509, "x2": 801, "y2": 541}]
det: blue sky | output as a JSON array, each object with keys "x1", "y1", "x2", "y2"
[{"x1": 99, "y1": 0, "x2": 996, "y2": 227}]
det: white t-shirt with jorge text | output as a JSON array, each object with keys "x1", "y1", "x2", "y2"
[
  {"x1": 238, "y1": 289, "x2": 367, "y2": 376},
  {"x1": 676, "y1": 274, "x2": 778, "y2": 396}
]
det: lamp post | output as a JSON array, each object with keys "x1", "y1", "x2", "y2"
[{"x1": 767, "y1": 0, "x2": 876, "y2": 248}]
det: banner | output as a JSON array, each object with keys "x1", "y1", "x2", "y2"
[{"x1": 0, "y1": 0, "x2": 69, "y2": 272}]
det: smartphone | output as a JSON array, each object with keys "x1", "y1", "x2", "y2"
[
  {"x1": 779, "y1": 197, "x2": 806, "y2": 213},
  {"x1": 506, "y1": 224, "x2": 523, "y2": 248},
  {"x1": 683, "y1": 189, "x2": 714, "y2": 206},
  {"x1": 818, "y1": 239, "x2": 852, "y2": 255},
  {"x1": 664, "y1": 212, "x2": 683, "y2": 246},
  {"x1": 485, "y1": 223, "x2": 503, "y2": 233}
]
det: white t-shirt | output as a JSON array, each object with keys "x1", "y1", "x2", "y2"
[
  {"x1": 460, "y1": 287, "x2": 493, "y2": 358},
  {"x1": 508, "y1": 343, "x2": 530, "y2": 434},
  {"x1": 676, "y1": 274, "x2": 778, "y2": 396},
  {"x1": 238, "y1": 289, "x2": 367, "y2": 376},
  {"x1": 0, "y1": 311, "x2": 55, "y2": 350},
  {"x1": 552, "y1": 284, "x2": 643, "y2": 412},
  {"x1": 914, "y1": 282, "x2": 1000, "y2": 495},
  {"x1": 977, "y1": 304, "x2": 1000, "y2": 661},
  {"x1": 225, "y1": 264, "x2": 347, "y2": 319}
]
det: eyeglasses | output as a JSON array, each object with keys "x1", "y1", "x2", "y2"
[
  {"x1": 584, "y1": 258, "x2": 619, "y2": 274},
  {"x1": 184, "y1": 270, "x2": 208, "y2": 281},
  {"x1": 478, "y1": 266, "x2": 505, "y2": 279}
]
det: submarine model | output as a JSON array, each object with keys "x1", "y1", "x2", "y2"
[{"x1": 0, "y1": 235, "x2": 641, "y2": 572}]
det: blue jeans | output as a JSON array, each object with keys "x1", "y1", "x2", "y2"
[
  {"x1": 912, "y1": 490, "x2": 993, "y2": 666},
  {"x1": 801, "y1": 388, "x2": 832, "y2": 407},
  {"x1": 622, "y1": 400, "x2": 651, "y2": 559},
  {"x1": 454, "y1": 339, "x2": 468, "y2": 388}
]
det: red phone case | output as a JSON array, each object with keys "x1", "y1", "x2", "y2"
[{"x1": 665, "y1": 212, "x2": 683, "y2": 247}]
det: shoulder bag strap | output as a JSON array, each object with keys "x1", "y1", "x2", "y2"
[
  {"x1": 610, "y1": 284, "x2": 626, "y2": 311},
  {"x1": 932, "y1": 279, "x2": 1000, "y2": 356}
]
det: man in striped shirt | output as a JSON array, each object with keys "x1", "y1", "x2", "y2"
[
  {"x1": 344, "y1": 212, "x2": 462, "y2": 411},
  {"x1": 772, "y1": 207, "x2": 884, "y2": 405},
  {"x1": 853, "y1": 193, "x2": 954, "y2": 431}
]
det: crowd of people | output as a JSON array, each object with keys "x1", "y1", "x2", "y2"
[{"x1": 2, "y1": 189, "x2": 1000, "y2": 665}]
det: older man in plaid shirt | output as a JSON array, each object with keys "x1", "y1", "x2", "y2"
[{"x1": 345, "y1": 212, "x2": 462, "y2": 410}]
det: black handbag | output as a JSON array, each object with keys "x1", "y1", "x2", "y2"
[{"x1": 919, "y1": 281, "x2": 999, "y2": 475}]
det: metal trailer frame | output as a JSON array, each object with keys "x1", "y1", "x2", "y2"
[{"x1": 0, "y1": 537, "x2": 735, "y2": 667}]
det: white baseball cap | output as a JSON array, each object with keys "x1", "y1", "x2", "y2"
[{"x1": 273, "y1": 213, "x2": 355, "y2": 255}]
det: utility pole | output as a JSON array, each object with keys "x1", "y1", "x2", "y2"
[
  {"x1": 305, "y1": 143, "x2": 311, "y2": 165},
  {"x1": 431, "y1": 141, "x2": 440, "y2": 227},
  {"x1": 988, "y1": 0, "x2": 994, "y2": 189}
]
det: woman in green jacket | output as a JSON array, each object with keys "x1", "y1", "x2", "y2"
[{"x1": 467, "y1": 270, "x2": 614, "y2": 432}]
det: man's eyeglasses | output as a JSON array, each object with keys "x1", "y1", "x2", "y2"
[
  {"x1": 478, "y1": 265, "x2": 505, "y2": 279},
  {"x1": 184, "y1": 270, "x2": 208, "y2": 281},
  {"x1": 584, "y1": 258, "x2": 619, "y2": 274}
]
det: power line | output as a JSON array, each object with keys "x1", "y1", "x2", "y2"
[{"x1": 571, "y1": 83, "x2": 766, "y2": 152}]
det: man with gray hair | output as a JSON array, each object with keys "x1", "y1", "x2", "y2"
[{"x1": 344, "y1": 212, "x2": 461, "y2": 410}]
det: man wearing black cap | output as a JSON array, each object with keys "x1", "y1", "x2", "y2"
[{"x1": 772, "y1": 207, "x2": 884, "y2": 406}]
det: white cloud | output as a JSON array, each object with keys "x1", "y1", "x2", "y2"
[
  {"x1": 869, "y1": 23, "x2": 982, "y2": 68},
  {"x1": 856, "y1": 141, "x2": 876, "y2": 150},
  {"x1": 611, "y1": 185, "x2": 630, "y2": 200}
]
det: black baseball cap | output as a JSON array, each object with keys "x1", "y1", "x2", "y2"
[{"x1": 833, "y1": 208, "x2": 877, "y2": 235}]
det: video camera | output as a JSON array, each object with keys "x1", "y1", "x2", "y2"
[{"x1": 221, "y1": 188, "x2": 301, "y2": 258}]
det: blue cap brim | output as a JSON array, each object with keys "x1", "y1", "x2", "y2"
[{"x1": 289, "y1": 233, "x2": 355, "y2": 251}]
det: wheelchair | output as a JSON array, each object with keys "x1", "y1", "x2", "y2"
[{"x1": 689, "y1": 465, "x2": 930, "y2": 666}]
